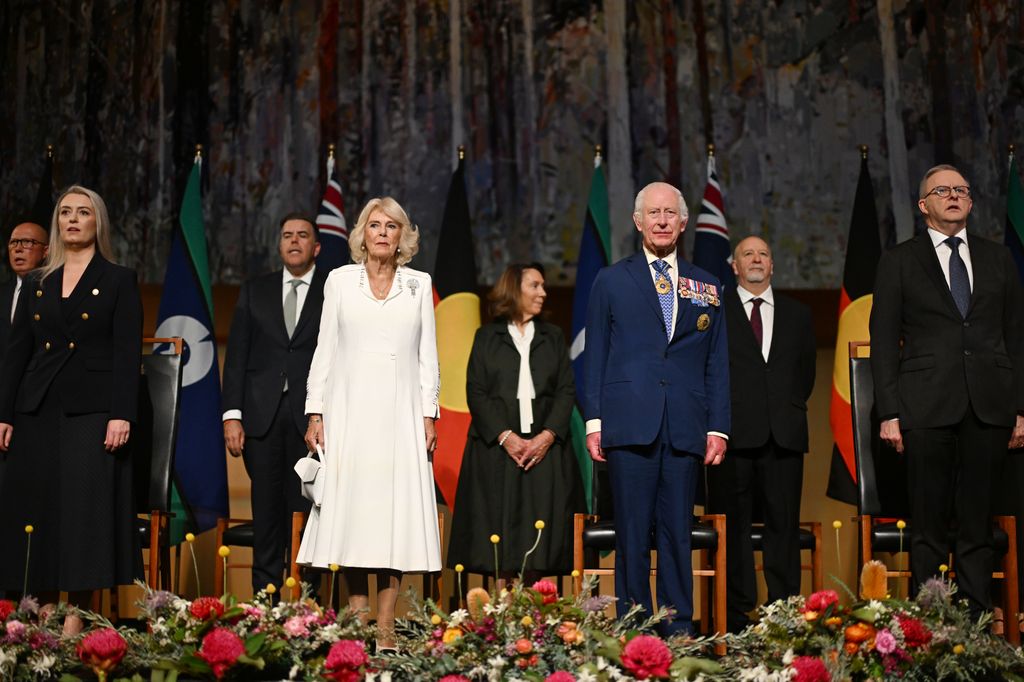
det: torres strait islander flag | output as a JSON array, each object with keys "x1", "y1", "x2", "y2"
[
  {"x1": 432, "y1": 154, "x2": 480, "y2": 510},
  {"x1": 827, "y1": 150, "x2": 881, "y2": 504}
]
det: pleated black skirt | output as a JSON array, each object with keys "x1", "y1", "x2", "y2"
[{"x1": 0, "y1": 389, "x2": 142, "y2": 593}]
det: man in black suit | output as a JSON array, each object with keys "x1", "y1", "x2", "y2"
[
  {"x1": 222, "y1": 213, "x2": 327, "y2": 593},
  {"x1": 870, "y1": 164, "x2": 1024, "y2": 615},
  {"x1": 707, "y1": 235, "x2": 816, "y2": 632},
  {"x1": 2, "y1": 221, "x2": 49, "y2": 363}
]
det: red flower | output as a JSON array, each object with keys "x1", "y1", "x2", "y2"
[
  {"x1": 791, "y1": 656, "x2": 831, "y2": 682},
  {"x1": 620, "y1": 634, "x2": 673, "y2": 679},
  {"x1": 0, "y1": 600, "x2": 15, "y2": 622},
  {"x1": 546, "y1": 672, "x2": 577, "y2": 682},
  {"x1": 804, "y1": 590, "x2": 840, "y2": 613},
  {"x1": 190, "y1": 596, "x2": 226, "y2": 621},
  {"x1": 438, "y1": 677, "x2": 471, "y2": 682},
  {"x1": 896, "y1": 614, "x2": 932, "y2": 648},
  {"x1": 323, "y1": 640, "x2": 369, "y2": 682},
  {"x1": 76, "y1": 628, "x2": 128, "y2": 676},
  {"x1": 197, "y1": 627, "x2": 245, "y2": 680},
  {"x1": 531, "y1": 579, "x2": 560, "y2": 605}
]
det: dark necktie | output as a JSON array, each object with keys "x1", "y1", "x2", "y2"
[
  {"x1": 750, "y1": 298, "x2": 764, "y2": 348},
  {"x1": 945, "y1": 236, "x2": 970, "y2": 317}
]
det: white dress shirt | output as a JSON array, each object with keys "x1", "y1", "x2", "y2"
[
  {"x1": 10, "y1": 276, "x2": 22, "y2": 323},
  {"x1": 736, "y1": 284, "x2": 774, "y2": 362},
  {"x1": 223, "y1": 265, "x2": 317, "y2": 422},
  {"x1": 927, "y1": 226, "x2": 974, "y2": 291}
]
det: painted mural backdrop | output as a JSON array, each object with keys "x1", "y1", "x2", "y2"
[{"x1": 1, "y1": 0, "x2": 1022, "y2": 287}]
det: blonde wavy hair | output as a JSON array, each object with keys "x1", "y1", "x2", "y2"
[
  {"x1": 40, "y1": 185, "x2": 115, "y2": 281},
  {"x1": 349, "y1": 197, "x2": 419, "y2": 266}
]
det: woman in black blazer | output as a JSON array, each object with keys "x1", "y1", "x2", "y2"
[
  {"x1": 448, "y1": 263, "x2": 582, "y2": 581},
  {"x1": 0, "y1": 185, "x2": 142, "y2": 635}
]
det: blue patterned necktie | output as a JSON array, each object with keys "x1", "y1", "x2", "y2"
[
  {"x1": 945, "y1": 236, "x2": 970, "y2": 317},
  {"x1": 651, "y1": 259, "x2": 674, "y2": 340}
]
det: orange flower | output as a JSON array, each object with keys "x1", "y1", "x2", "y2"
[
  {"x1": 844, "y1": 622, "x2": 876, "y2": 643},
  {"x1": 844, "y1": 641, "x2": 860, "y2": 655},
  {"x1": 442, "y1": 627, "x2": 463, "y2": 644},
  {"x1": 825, "y1": 616, "x2": 843, "y2": 627},
  {"x1": 514, "y1": 638, "x2": 533, "y2": 654}
]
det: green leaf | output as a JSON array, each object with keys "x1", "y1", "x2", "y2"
[
  {"x1": 671, "y1": 656, "x2": 724, "y2": 679},
  {"x1": 849, "y1": 606, "x2": 879, "y2": 623},
  {"x1": 244, "y1": 632, "x2": 268, "y2": 656}
]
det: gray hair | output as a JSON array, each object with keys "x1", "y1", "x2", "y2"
[
  {"x1": 633, "y1": 182, "x2": 688, "y2": 219},
  {"x1": 919, "y1": 164, "x2": 969, "y2": 199}
]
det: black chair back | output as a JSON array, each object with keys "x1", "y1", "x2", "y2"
[
  {"x1": 849, "y1": 352, "x2": 909, "y2": 518},
  {"x1": 133, "y1": 348, "x2": 184, "y2": 514}
]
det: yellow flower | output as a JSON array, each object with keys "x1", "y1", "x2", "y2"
[
  {"x1": 430, "y1": 614, "x2": 442, "y2": 625},
  {"x1": 24, "y1": 525, "x2": 33, "y2": 534},
  {"x1": 832, "y1": 520, "x2": 842, "y2": 530},
  {"x1": 185, "y1": 532, "x2": 196, "y2": 543},
  {"x1": 455, "y1": 564, "x2": 464, "y2": 573},
  {"x1": 266, "y1": 583, "x2": 276, "y2": 594},
  {"x1": 521, "y1": 615, "x2": 533, "y2": 627},
  {"x1": 442, "y1": 627, "x2": 463, "y2": 644},
  {"x1": 953, "y1": 644, "x2": 965, "y2": 655},
  {"x1": 939, "y1": 564, "x2": 949, "y2": 574},
  {"x1": 571, "y1": 570, "x2": 580, "y2": 578},
  {"x1": 534, "y1": 520, "x2": 545, "y2": 530},
  {"x1": 490, "y1": 534, "x2": 500, "y2": 544},
  {"x1": 896, "y1": 520, "x2": 906, "y2": 530},
  {"x1": 285, "y1": 577, "x2": 297, "y2": 588},
  {"x1": 329, "y1": 564, "x2": 340, "y2": 572},
  {"x1": 217, "y1": 546, "x2": 230, "y2": 558}
]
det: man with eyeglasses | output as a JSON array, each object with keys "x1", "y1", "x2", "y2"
[
  {"x1": 2, "y1": 221, "x2": 49, "y2": 360},
  {"x1": 870, "y1": 164, "x2": 1024, "y2": 618}
]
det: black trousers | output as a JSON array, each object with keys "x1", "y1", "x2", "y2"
[
  {"x1": 242, "y1": 392, "x2": 310, "y2": 592},
  {"x1": 904, "y1": 407, "x2": 1009, "y2": 616},
  {"x1": 707, "y1": 439, "x2": 803, "y2": 632}
]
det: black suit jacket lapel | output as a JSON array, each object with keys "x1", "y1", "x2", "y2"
[
  {"x1": 726, "y1": 289, "x2": 765, "y2": 360},
  {"x1": 291, "y1": 269, "x2": 326, "y2": 341},
  {"x1": 910, "y1": 232, "x2": 963, "y2": 319},
  {"x1": 0, "y1": 279, "x2": 14, "y2": 334},
  {"x1": 62, "y1": 255, "x2": 105, "y2": 323},
  {"x1": 964, "y1": 234, "x2": 991, "y2": 317}
]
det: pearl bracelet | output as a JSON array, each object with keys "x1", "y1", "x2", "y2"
[{"x1": 498, "y1": 430, "x2": 512, "y2": 447}]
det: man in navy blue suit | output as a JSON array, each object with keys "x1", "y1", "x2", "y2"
[{"x1": 583, "y1": 181, "x2": 730, "y2": 635}]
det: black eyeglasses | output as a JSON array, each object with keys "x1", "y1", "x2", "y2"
[
  {"x1": 7, "y1": 238, "x2": 46, "y2": 249},
  {"x1": 926, "y1": 185, "x2": 971, "y2": 199}
]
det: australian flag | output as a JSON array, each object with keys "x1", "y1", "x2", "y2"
[
  {"x1": 315, "y1": 155, "x2": 349, "y2": 272},
  {"x1": 692, "y1": 153, "x2": 736, "y2": 290}
]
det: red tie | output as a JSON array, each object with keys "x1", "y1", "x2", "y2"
[{"x1": 750, "y1": 298, "x2": 764, "y2": 348}]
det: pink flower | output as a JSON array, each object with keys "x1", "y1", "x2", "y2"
[
  {"x1": 546, "y1": 672, "x2": 577, "y2": 682},
  {"x1": 283, "y1": 616, "x2": 309, "y2": 637},
  {"x1": 791, "y1": 656, "x2": 830, "y2": 682},
  {"x1": 197, "y1": 627, "x2": 245, "y2": 679},
  {"x1": 804, "y1": 590, "x2": 840, "y2": 613},
  {"x1": 323, "y1": 639, "x2": 369, "y2": 682},
  {"x1": 76, "y1": 628, "x2": 128, "y2": 676},
  {"x1": 438, "y1": 677, "x2": 472, "y2": 682},
  {"x1": 531, "y1": 579, "x2": 560, "y2": 605},
  {"x1": 189, "y1": 596, "x2": 226, "y2": 621},
  {"x1": 0, "y1": 600, "x2": 15, "y2": 622},
  {"x1": 874, "y1": 628, "x2": 897, "y2": 654},
  {"x1": 5, "y1": 619, "x2": 26, "y2": 641},
  {"x1": 620, "y1": 634, "x2": 673, "y2": 679}
]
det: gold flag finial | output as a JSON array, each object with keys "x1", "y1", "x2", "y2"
[
  {"x1": 194, "y1": 144, "x2": 203, "y2": 162},
  {"x1": 594, "y1": 144, "x2": 602, "y2": 161},
  {"x1": 1010, "y1": 143, "x2": 1016, "y2": 158},
  {"x1": 327, "y1": 143, "x2": 335, "y2": 159},
  {"x1": 707, "y1": 143, "x2": 715, "y2": 157},
  {"x1": 859, "y1": 144, "x2": 869, "y2": 160},
  {"x1": 458, "y1": 145, "x2": 465, "y2": 161},
  {"x1": 45, "y1": 144, "x2": 53, "y2": 158}
]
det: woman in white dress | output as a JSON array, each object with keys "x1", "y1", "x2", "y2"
[{"x1": 299, "y1": 196, "x2": 441, "y2": 651}]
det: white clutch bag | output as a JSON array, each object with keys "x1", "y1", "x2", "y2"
[{"x1": 294, "y1": 444, "x2": 325, "y2": 508}]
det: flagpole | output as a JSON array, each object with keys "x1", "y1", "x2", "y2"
[
  {"x1": 458, "y1": 144, "x2": 465, "y2": 162},
  {"x1": 706, "y1": 142, "x2": 716, "y2": 175},
  {"x1": 46, "y1": 144, "x2": 53, "y2": 159}
]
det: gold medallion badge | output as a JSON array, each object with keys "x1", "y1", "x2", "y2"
[
  {"x1": 697, "y1": 313, "x2": 710, "y2": 331},
  {"x1": 655, "y1": 276, "x2": 672, "y2": 295}
]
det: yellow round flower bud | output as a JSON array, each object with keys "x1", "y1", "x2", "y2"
[
  {"x1": 217, "y1": 546, "x2": 231, "y2": 558},
  {"x1": 430, "y1": 614, "x2": 442, "y2": 625},
  {"x1": 455, "y1": 564, "x2": 464, "y2": 573},
  {"x1": 571, "y1": 570, "x2": 580, "y2": 578},
  {"x1": 521, "y1": 615, "x2": 533, "y2": 627},
  {"x1": 939, "y1": 564, "x2": 949, "y2": 573},
  {"x1": 266, "y1": 583, "x2": 276, "y2": 594},
  {"x1": 24, "y1": 525, "x2": 33, "y2": 534},
  {"x1": 534, "y1": 520, "x2": 545, "y2": 530},
  {"x1": 329, "y1": 564, "x2": 340, "y2": 572},
  {"x1": 953, "y1": 644, "x2": 965, "y2": 655},
  {"x1": 832, "y1": 520, "x2": 842, "y2": 530},
  {"x1": 490, "y1": 534, "x2": 500, "y2": 544},
  {"x1": 185, "y1": 532, "x2": 196, "y2": 543},
  {"x1": 285, "y1": 577, "x2": 297, "y2": 588},
  {"x1": 896, "y1": 520, "x2": 906, "y2": 530}
]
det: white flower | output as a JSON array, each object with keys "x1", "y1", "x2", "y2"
[
  {"x1": 782, "y1": 648, "x2": 795, "y2": 665},
  {"x1": 449, "y1": 608, "x2": 470, "y2": 626},
  {"x1": 288, "y1": 664, "x2": 301, "y2": 679},
  {"x1": 483, "y1": 601, "x2": 507, "y2": 615},
  {"x1": 379, "y1": 672, "x2": 392, "y2": 682},
  {"x1": 577, "y1": 671, "x2": 598, "y2": 682},
  {"x1": 488, "y1": 655, "x2": 507, "y2": 669},
  {"x1": 28, "y1": 652, "x2": 56, "y2": 674}
]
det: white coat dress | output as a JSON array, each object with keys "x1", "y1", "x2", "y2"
[{"x1": 296, "y1": 264, "x2": 442, "y2": 572}]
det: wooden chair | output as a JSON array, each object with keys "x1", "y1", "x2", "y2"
[
  {"x1": 213, "y1": 511, "x2": 307, "y2": 597},
  {"x1": 849, "y1": 341, "x2": 1020, "y2": 645},
  {"x1": 751, "y1": 521, "x2": 823, "y2": 593}
]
